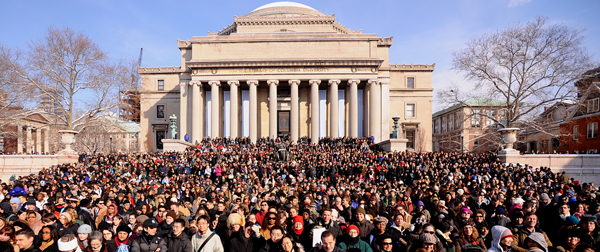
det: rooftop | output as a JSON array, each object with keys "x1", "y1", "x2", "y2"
[{"x1": 433, "y1": 97, "x2": 506, "y2": 117}]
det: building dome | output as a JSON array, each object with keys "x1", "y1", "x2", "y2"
[{"x1": 246, "y1": 2, "x2": 325, "y2": 17}]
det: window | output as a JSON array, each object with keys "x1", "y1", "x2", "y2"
[
  {"x1": 448, "y1": 114, "x2": 454, "y2": 131},
  {"x1": 588, "y1": 98, "x2": 599, "y2": 113},
  {"x1": 406, "y1": 104, "x2": 415, "y2": 117},
  {"x1": 158, "y1": 80, "x2": 165, "y2": 91},
  {"x1": 406, "y1": 130, "x2": 415, "y2": 149},
  {"x1": 588, "y1": 122, "x2": 598, "y2": 139},
  {"x1": 407, "y1": 77, "x2": 415, "y2": 88},
  {"x1": 474, "y1": 139, "x2": 479, "y2": 145},
  {"x1": 441, "y1": 116, "x2": 446, "y2": 133},
  {"x1": 157, "y1": 105, "x2": 165, "y2": 119},
  {"x1": 455, "y1": 112, "x2": 461, "y2": 129},
  {"x1": 434, "y1": 119, "x2": 439, "y2": 134},
  {"x1": 471, "y1": 109, "x2": 481, "y2": 128},
  {"x1": 573, "y1": 125, "x2": 579, "y2": 141}
]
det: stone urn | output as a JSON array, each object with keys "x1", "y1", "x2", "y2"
[
  {"x1": 498, "y1": 127, "x2": 519, "y2": 152},
  {"x1": 57, "y1": 130, "x2": 78, "y2": 155}
]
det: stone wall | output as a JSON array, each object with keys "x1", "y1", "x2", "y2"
[
  {"x1": 500, "y1": 154, "x2": 600, "y2": 185},
  {"x1": 0, "y1": 155, "x2": 78, "y2": 182}
]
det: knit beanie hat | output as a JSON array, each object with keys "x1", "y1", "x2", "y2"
[
  {"x1": 347, "y1": 224, "x2": 359, "y2": 235},
  {"x1": 61, "y1": 212, "x2": 72, "y2": 223},
  {"x1": 501, "y1": 228, "x2": 513, "y2": 240},
  {"x1": 357, "y1": 207, "x2": 366, "y2": 215},
  {"x1": 166, "y1": 211, "x2": 177, "y2": 220}
]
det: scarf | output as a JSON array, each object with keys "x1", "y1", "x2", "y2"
[
  {"x1": 40, "y1": 239, "x2": 54, "y2": 251},
  {"x1": 348, "y1": 235, "x2": 360, "y2": 245},
  {"x1": 115, "y1": 236, "x2": 131, "y2": 247}
]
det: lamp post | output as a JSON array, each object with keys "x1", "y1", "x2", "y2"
[
  {"x1": 460, "y1": 131, "x2": 464, "y2": 153},
  {"x1": 109, "y1": 136, "x2": 112, "y2": 154}
]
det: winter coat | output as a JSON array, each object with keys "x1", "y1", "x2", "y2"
[
  {"x1": 106, "y1": 237, "x2": 134, "y2": 252},
  {"x1": 166, "y1": 232, "x2": 193, "y2": 252},
  {"x1": 339, "y1": 238, "x2": 373, "y2": 252},
  {"x1": 510, "y1": 228, "x2": 552, "y2": 252},
  {"x1": 486, "y1": 226, "x2": 513, "y2": 252},
  {"x1": 229, "y1": 234, "x2": 259, "y2": 252},
  {"x1": 192, "y1": 231, "x2": 224, "y2": 252},
  {"x1": 355, "y1": 220, "x2": 375, "y2": 242},
  {"x1": 131, "y1": 233, "x2": 167, "y2": 252}
]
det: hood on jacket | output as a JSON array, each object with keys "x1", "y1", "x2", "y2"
[
  {"x1": 491, "y1": 225, "x2": 510, "y2": 252},
  {"x1": 0, "y1": 202, "x2": 13, "y2": 215},
  {"x1": 527, "y1": 232, "x2": 548, "y2": 252}
]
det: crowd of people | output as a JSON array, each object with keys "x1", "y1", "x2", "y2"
[{"x1": 0, "y1": 136, "x2": 598, "y2": 252}]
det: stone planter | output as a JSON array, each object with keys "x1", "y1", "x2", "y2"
[
  {"x1": 57, "y1": 130, "x2": 78, "y2": 155},
  {"x1": 498, "y1": 127, "x2": 519, "y2": 150}
]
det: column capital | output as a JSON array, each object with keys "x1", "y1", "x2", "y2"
[
  {"x1": 348, "y1": 79, "x2": 361, "y2": 85},
  {"x1": 367, "y1": 79, "x2": 379, "y2": 85},
  {"x1": 227, "y1": 80, "x2": 240, "y2": 86},
  {"x1": 328, "y1": 79, "x2": 341, "y2": 86},
  {"x1": 247, "y1": 80, "x2": 259, "y2": 86},
  {"x1": 309, "y1": 79, "x2": 321, "y2": 85},
  {"x1": 208, "y1": 80, "x2": 221, "y2": 87},
  {"x1": 189, "y1": 80, "x2": 201, "y2": 86},
  {"x1": 267, "y1": 79, "x2": 279, "y2": 86},
  {"x1": 288, "y1": 79, "x2": 301, "y2": 86}
]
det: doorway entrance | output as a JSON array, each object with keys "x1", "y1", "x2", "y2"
[{"x1": 278, "y1": 111, "x2": 290, "y2": 137}]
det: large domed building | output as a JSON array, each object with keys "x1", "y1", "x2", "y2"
[{"x1": 139, "y1": 2, "x2": 434, "y2": 152}]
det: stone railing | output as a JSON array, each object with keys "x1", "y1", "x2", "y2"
[
  {"x1": 0, "y1": 155, "x2": 78, "y2": 182},
  {"x1": 500, "y1": 154, "x2": 600, "y2": 184}
]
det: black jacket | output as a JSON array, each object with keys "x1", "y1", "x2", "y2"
[
  {"x1": 166, "y1": 232, "x2": 193, "y2": 252},
  {"x1": 229, "y1": 234, "x2": 259, "y2": 252}
]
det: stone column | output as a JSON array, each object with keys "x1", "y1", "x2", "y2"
[
  {"x1": 17, "y1": 125, "x2": 23, "y2": 153},
  {"x1": 248, "y1": 80, "x2": 259, "y2": 143},
  {"x1": 228, "y1": 80, "x2": 240, "y2": 138},
  {"x1": 191, "y1": 81, "x2": 202, "y2": 143},
  {"x1": 26, "y1": 126, "x2": 32, "y2": 154},
  {"x1": 329, "y1": 79, "x2": 340, "y2": 138},
  {"x1": 209, "y1": 81, "x2": 221, "y2": 138},
  {"x1": 267, "y1": 80, "x2": 279, "y2": 140},
  {"x1": 310, "y1": 79, "x2": 321, "y2": 144},
  {"x1": 44, "y1": 129, "x2": 49, "y2": 154},
  {"x1": 289, "y1": 80, "x2": 300, "y2": 143},
  {"x1": 179, "y1": 81, "x2": 188, "y2": 141},
  {"x1": 35, "y1": 128, "x2": 42, "y2": 153},
  {"x1": 368, "y1": 79, "x2": 381, "y2": 143},
  {"x1": 348, "y1": 79, "x2": 360, "y2": 138}
]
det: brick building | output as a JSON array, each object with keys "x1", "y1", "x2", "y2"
[{"x1": 560, "y1": 67, "x2": 600, "y2": 153}]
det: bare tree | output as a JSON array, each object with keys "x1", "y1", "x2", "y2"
[
  {"x1": 0, "y1": 45, "x2": 40, "y2": 138},
  {"x1": 3, "y1": 27, "x2": 135, "y2": 132},
  {"x1": 440, "y1": 17, "x2": 595, "y2": 133}
]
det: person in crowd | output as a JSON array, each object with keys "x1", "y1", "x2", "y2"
[
  {"x1": 131, "y1": 218, "x2": 166, "y2": 252},
  {"x1": 87, "y1": 231, "x2": 107, "y2": 252},
  {"x1": 39, "y1": 225, "x2": 60, "y2": 252},
  {"x1": 339, "y1": 225, "x2": 373, "y2": 252},
  {"x1": 166, "y1": 218, "x2": 192, "y2": 252},
  {"x1": 316, "y1": 231, "x2": 344, "y2": 252},
  {"x1": 487, "y1": 226, "x2": 514, "y2": 252},
  {"x1": 16, "y1": 228, "x2": 40, "y2": 252},
  {"x1": 192, "y1": 215, "x2": 223, "y2": 252},
  {"x1": 106, "y1": 225, "x2": 133, "y2": 252}
]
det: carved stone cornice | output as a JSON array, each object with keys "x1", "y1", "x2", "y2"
[
  {"x1": 187, "y1": 59, "x2": 383, "y2": 69},
  {"x1": 288, "y1": 79, "x2": 301, "y2": 85},
  {"x1": 138, "y1": 66, "x2": 185, "y2": 74},
  {"x1": 389, "y1": 63, "x2": 436, "y2": 71},
  {"x1": 377, "y1": 36, "x2": 393, "y2": 46},
  {"x1": 177, "y1": 39, "x2": 192, "y2": 49}
]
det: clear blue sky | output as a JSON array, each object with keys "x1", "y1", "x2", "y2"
[{"x1": 1, "y1": 0, "x2": 598, "y2": 111}]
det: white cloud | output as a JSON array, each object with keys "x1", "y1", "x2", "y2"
[{"x1": 508, "y1": 0, "x2": 532, "y2": 8}]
